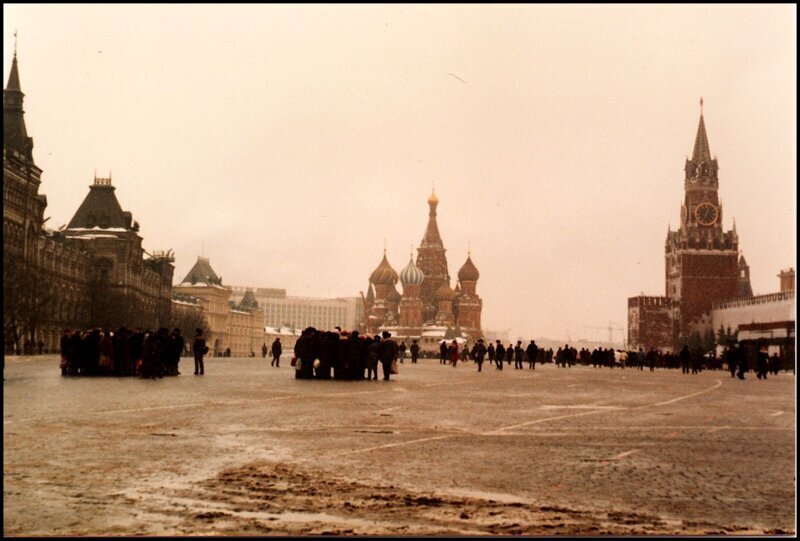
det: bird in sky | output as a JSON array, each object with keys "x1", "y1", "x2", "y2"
[{"x1": 447, "y1": 71, "x2": 466, "y2": 84}]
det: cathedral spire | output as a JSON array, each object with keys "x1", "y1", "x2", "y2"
[{"x1": 692, "y1": 98, "x2": 711, "y2": 162}]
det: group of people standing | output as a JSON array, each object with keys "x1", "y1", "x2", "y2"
[
  {"x1": 292, "y1": 328, "x2": 403, "y2": 381},
  {"x1": 59, "y1": 327, "x2": 211, "y2": 378}
]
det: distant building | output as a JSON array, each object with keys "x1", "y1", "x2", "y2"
[
  {"x1": 3, "y1": 52, "x2": 173, "y2": 353},
  {"x1": 229, "y1": 287, "x2": 361, "y2": 331},
  {"x1": 173, "y1": 257, "x2": 263, "y2": 356},
  {"x1": 628, "y1": 103, "x2": 753, "y2": 351},
  {"x1": 362, "y1": 190, "x2": 483, "y2": 348}
]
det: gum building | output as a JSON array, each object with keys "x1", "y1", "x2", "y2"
[{"x1": 3, "y1": 51, "x2": 173, "y2": 353}]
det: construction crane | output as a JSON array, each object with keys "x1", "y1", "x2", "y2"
[{"x1": 583, "y1": 321, "x2": 625, "y2": 345}]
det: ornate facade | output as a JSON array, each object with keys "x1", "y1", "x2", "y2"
[
  {"x1": 3, "y1": 52, "x2": 174, "y2": 353},
  {"x1": 362, "y1": 191, "x2": 483, "y2": 343},
  {"x1": 628, "y1": 103, "x2": 753, "y2": 350}
]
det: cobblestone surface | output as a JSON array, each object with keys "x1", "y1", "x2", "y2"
[{"x1": 3, "y1": 356, "x2": 796, "y2": 535}]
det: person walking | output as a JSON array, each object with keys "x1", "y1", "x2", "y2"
[
  {"x1": 261, "y1": 342, "x2": 268, "y2": 359},
  {"x1": 271, "y1": 337, "x2": 282, "y2": 367},
  {"x1": 439, "y1": 341, "x2": 448, "y2": 365},
  {"x1": 679, "y1": 345, "x2": 691, "y2": 375},
  {"x1": 410, "y1": 339, "x2": 420, "y2": 364},
  {"x1": 192, "y1": 328, "x2": 207, "y2": 375},
  {"x1": 514, "y1": 341, "x2": 524, "y2": 369},
  {"x1": 526, "y1": 340, "x2": 538, "y2": 370},
  {"x1": 450, "y1": 340, "x2": 459, "y2": 367},
  {"x1": 495, "y1": 341, "x2": 505, "y2": 370},
  {"x1": 646, "y1": 347, "x2": 657, "y2": 372},
  {"x1": 473, "y1": 339, "x2": 487, "y2": 372},
  {"x1": 637, "y1": 347, "x2": 645, "y2": 370},
  {"x1": 398, "y1": 341, "x2": 407, "y2": 364},
  {"x1": 378, "y1": 331, "x2": 399, "y2": 381},
  {"x1": 756, "y1": 344, "x2": 769, "y2": 380},
  {"x1": 366, "y1": 335, "x2": 381, "y2": 380}
]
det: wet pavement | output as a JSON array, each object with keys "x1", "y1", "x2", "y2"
[{"x1": 3, "y1": 355, "x2": 796, "y2": 535}]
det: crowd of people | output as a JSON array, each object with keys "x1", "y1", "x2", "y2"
[
  {"x1": 292, "y1": 328, "x2": 404, "y2": 381},
  {"x1": 55, "y1": 322, "x2": 788, "y2": 383},
  {"x1": 58, "y1": 327, "x2": 206, "y2": 378}
]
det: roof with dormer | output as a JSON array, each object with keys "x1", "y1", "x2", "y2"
[
  {"x1": 66, "y1": 178, "x2": 132, "y2": 230},
  {"x1": 180, "y1": 256, "x2": 223, "y2": 286}
]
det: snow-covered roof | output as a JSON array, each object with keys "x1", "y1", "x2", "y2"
[
  {"x1": 177, "y1": 282, "x2": 228, "y2": 290},
  {"x1": 66, "y1": 226, "x2": 129, "y2": 232},
  {"x1": 171, "y1": 299, "x2": 200, "y2": 307},
  {"x1": 65, "y1": 234, "x2": 122, "y2": 240}
]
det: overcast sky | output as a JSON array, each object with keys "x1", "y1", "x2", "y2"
[{"x1": 4, "y1": 5, "x2": 796, "y2": 342}]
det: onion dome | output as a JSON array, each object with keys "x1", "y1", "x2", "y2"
[
  {"x1": 458, "y1": 255, "x2": 480, "y2": 282},
  {"x1": 434, "y1": 283, "x2": 458, "y2": 302},
  {"x1": 369, "y1": 252, "x2": 398, "y2": 285},
  {"x1": 399, "y1": 256, "x2": 424, "y2": 285},
  {"x1": 428, "y1": 189, "x2": 439, "y2": 205},
  {"x1": 387, "y1": 287, "x2": 401, "y2": 302}
]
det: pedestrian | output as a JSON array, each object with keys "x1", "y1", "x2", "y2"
[
  {"x1": 261, "y1": 342, "x2": 268, "y2": 359},
  {"x1": 679, "y1": 345, "x2": 691, "y2": 374},
  {"x1": 410, "y1": 339, "x2": 420, "y2": 364},
  {"x1": 450, "y1": 339, "x2": 459, "y2": 367},
  {"x1": 637, "y1": 347, "x2": 645, "y2": 370},
  {"x1": 646, "y1": 347, "x2": 656, "y2": 372},
  {"x1": 398, "y1": 341, "x2": 407, "y2": 363},
  {"x1": 487, "y1": 342, "x2": 495, "y2": 367},
  {"x1": 170, "y1": 328, "x2": 184, "y2": 376},
  {"x1": 769, "y1": 352, "x2": 781, "y2": 375},
  {"x1": 366, "y1": 335, "x2": 380, "y2": 381},
  {"x1": 736, "y1": 345, "x2": 748, "y2": 380},
  {"x1": 271, "y1": 337, "x2": 282, "y2": 367},
  {"x1": 192, "y1": 328, "x2": 207, "y2": 375},
  {"x1": 494, "y1": 341, "x2": 505, "y2": 370},
  {"x1": 440, "y1": 341, "x2": 448, "y2": 365},
  {"x1": 473, "y1": 339, "x2": 487, "y2": 372},
  {"x1": 37, "y1": 339, "x2": 44, "y2": 355},
  {"x1": 526, "y1": 340, "x2": 538, "y2": 370},
  {"x1": 60, "y1": 329, "x2": 71, "y2": 376},
  {"x1": 378, "y1": 331, "x2": 399, "y2": 381},
  {"x1": 505, "y1": 344, "x2": 514, "y2": 367},
  {"x1": 756, "y1": 344, "x2": 769, "y2": 380},
  {"x1": 514, "y1": 341, "x2": 524, "y2": 369}
]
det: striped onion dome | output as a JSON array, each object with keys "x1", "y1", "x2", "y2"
[{"x1": 399, "y1": 256, "x2": 424, "y2": 285}]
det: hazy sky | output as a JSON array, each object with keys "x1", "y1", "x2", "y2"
[{"x1": 4, "y1": 5, "x2": 796, "y2": 342}]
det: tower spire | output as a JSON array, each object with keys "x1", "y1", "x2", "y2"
[{"x1": 692, "y1": 98, "x2": 711, "y2": 162}]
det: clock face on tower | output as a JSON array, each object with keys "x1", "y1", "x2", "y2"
[{"x1": 695, "y1": 202, "x2": 719, "y2": 226}]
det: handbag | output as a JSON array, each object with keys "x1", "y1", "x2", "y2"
[
  {"x1": 390, "y1": 359, "x2": 399, "y2": 374},
  {"x1": 290, "y1": 356, "x2": 297, "y2": 367}
]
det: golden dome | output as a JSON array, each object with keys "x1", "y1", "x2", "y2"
[
  {"x1": 427, "y1": 189, "x2": 439, "y2": 205},
  {"x1": 434, "y1": 283, "x2": 457, "y2": 302},
  {"x1": 369, "y1": 253, "x2": 398, "y2": 286}
]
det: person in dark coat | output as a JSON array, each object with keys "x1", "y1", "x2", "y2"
[
  {"x1": 378, "y1": 331, "x2": 398, "y2": 381},
  {"x1": 410, "y1": 339, "x2": 420, "y2": 364},
  {"x1": 271, "y1": 338, "x2": 282, "y2": 367},
  {"x1": 526, "y1": 340, "x2": 538, "y2": 370},
  {"x1": 261, "y1": 342, "x2": 268, "y2": 358},
  {"x1": 60, "y1": 329, "x2": 71, "y2": 376},
  {"x1": 472, "y1": 339, "x2": 487, "y2": 372},
  {"x1": 513, "y1": 341, "x2": 523, "y2": 369},
  {"x1": 756, "y1": 344, "x2": 769, "y2": 380},
  {"x1": 398, "y1": 341, "x2": 407, "y2": 363},
  {"x1": 344, "y1": 331, "x2": 360, "y2": 379},
  {"x1": 439, "y1": 341, "x2": 448, "y2": 365},
  {"x1": 724, "y1": 344, "x2": 737, "y2": 378},
  {"x1": 366, "y1": 335, "x2": 380, "y2": 380},
  {"x1": 192, "y1": 328, "x2": 207, "y2": 376},
  {"x1": 646, "y1": 347, "x2": 657, "y2": 372},
  {"x1": 769, "y1": 352, "x2": 782, "y2": 375},
  {"x1": 494, "y1": 341, "x2": 505, "y2": 370},
  {"x1": 736, "y1": 345, "x2": 749, "y2": 380},
  {"x1": 679, "y1": 345, "x2": 691, "y2": 374},
  {"x1": 449, "y1": 340, "x2": 459, "y2": 367},
  {"x1": 505, "y1": 344, "x2": 514, "y2": 366}
]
